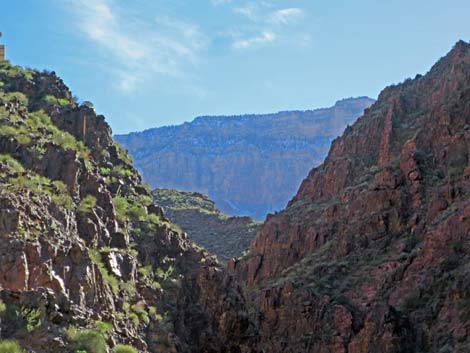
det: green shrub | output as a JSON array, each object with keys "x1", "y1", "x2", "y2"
[
  {"x1": 113, "y1": 344, "x2": 138, "y2": 353},
  {"x1": 0, "y1": 154, "x2": 24, "y2": 174},
  {"x1": 131, "y1": 303, "x2": 149, "y2": 325},
  {"x1": 129, "y1": 312, "x2": 140, "y2": 326},
  {"x1": 1, "y1": 92, "x2": 28, "y2": 105},
  {"x1": 78, "y1": 195, "x2": 97, "y2": 214},
  {"x1": 21, "y1": 307, "x2": 41, "y2": 332},
  {"x1": 120, "y1": 281, "x2": 137, "y2": 299},
  {"x1": 99, "y1": 167, "x2": 111, "y2": 176},
  {"x1": 128, "y1": 204, "x2": 147, "y2": 221},
  {"x1": 112, "y1": 165, "x2": 133, "y2": 178},
  {"x1": 0, "y1": 125, "x2": 31, "y2": 146},
  {"x1": 113, "y1": 196, "x2": 130, "y2": 222},
  {"x1": 95, "y1": 320, "x2": 113, "y2": 334},
  {"x1": 42, "y1": 95, "x2": 58, "y2": 105},
  {"x1": 0, "y1": 340, "x2": 25, "y2": 353},
  {"x1": 0, "y1": 62, "x2": 35, "y2": 81},
  {"x1": 138, "y1": 195, "x2": 152, "y2": 206},
  {"x1": 66, "y1": 327, "x2": 107, "y2": 353},
  {"x1": 6, "y1": 175, "x2": 73, "y2": 209},
  {"x1": 0, "y1": 300, "x2": 5, "y2": 314},
  {"x1": 42, "y1": 95, "x2": 70, "y2": 107}
]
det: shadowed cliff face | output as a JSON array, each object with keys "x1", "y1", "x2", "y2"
[
  {"x1": 115, "y1": 97, "x2": 374, "y2": 220},
  {"x1": 0, "y1": 62, "x2": 254, "y2": 353},
  {"x1": 230, "y1": 41, "x2": 470, "y2": 353}
]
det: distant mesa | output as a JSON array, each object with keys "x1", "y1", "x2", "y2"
[{"x1": 115, "y1": 96, "x2": 375, "y2": 220}]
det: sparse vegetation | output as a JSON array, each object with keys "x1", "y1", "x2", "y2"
[
  {"x1": 99, "y1": 167, "x2": 111, "y2": 176},
  {"x1": 0, "y1": 154, "x2": 24, "y2": 175},
  {"x1": 0, "y1": 340, "x2": 25, "y2": 353},
  {"x1": 151, "y1": 188, "x2": 260, "y2": 261},
  {"x1": 5, "y1": 174, "x2": 73, "y2": 209},
  {"x1": 114, "y1": 142, "x2": 133, "y2": 165},
  {"x1": 95, "y1": 320, "x2": 113, "y2": 334},
  {"x1": 0, "y1": 108, "x2": 90, "y2": 161},
  {"x1": 111, "y1": 165, "x2": 133, "y2": 178},
  {"x1": 0, "y1": 91, "x2": 29, "y2": 105},
  {"x1": 21, "y1": 307, "x2": 41, "y2": 332},
  {"x1": 152, "y1": 188, "x2": 219, "y2": 214},
  {"x1": 0, "y1": 61, "x2": 35, "y2": 81},
  {"x1": 113, "y1": 345, "x2": 138, "y2": 353},
  {"x1": 42, "y1": 94, "x2": 70, "y2": 107},
  {"x1": 78, "y1": 195, "x2": 97, "y2": 214},
  {"x1": 0, "y1": 124, "x2": 31, "y2": 145},
  {"x1": 66, "y1": 326, "x2": 107, "y2": 353},
  {"x1": 112, "y1": 194, "x2": 169, "y2": 229}
]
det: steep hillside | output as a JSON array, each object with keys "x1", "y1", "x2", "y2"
[
  {"x1": 115, "y1": 97, "x2": 374, "y2": 219},
  {"x1": 0, "y1": 62, "x2": 253, "y2": 353},
  {"x1": 230, "y1": 41, "x2": 470, "y2": 352},
  {"x1": 3, "y1": 40, "x2": 470, "y2": 353},
  {"x1": 152, "y1": 189, "x2": 260, "y2": 263}
]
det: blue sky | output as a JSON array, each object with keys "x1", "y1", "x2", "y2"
[{"x1": 1, "y1": 0, "x2": 470, "y2": 134}]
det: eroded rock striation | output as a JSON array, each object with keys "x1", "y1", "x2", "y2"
[
  {"x1": 115, "y1": 97, "x2": 374, "y2": 220},
  {"x1": 230, "y1": 41, "x2": 470, "y2": 353}
]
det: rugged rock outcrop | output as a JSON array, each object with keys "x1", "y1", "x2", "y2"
[
  {"x1": 0, "y1": 62, "x2": 254, "y2": 352},
  {"x1": 115, "y1": 97, "x2": 374, "y2": 220},
  {"x1": 152, "y1": 189, "x2": 260, "y2": 263},
  {"x1": 2, "y1": 40, "x2": 470, "y2": 353},
  {"x1": 230, "y1": 41, "x2": 470, "y2": 353}
]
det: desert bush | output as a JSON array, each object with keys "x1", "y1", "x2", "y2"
[
  {"x1": 95, "y1": 320, "x2": 113, "y2": 334},
  {"x1": 0, "y1": 340, "x2": 25, "y2": 353},
  {"x1": 66, "y1": 327, "x2": 107, "y2": 353},
  {"x1": 78, "y1": 195, "x2": 97, "y2": 214},
  {"x1": 113, "y1": 344, "x2": 138, "y2": 353},
  {"x1": 42, "y1": 95, "x2": 70, "y2": 106},
  {"x1": 0, "y1": 154, "x2": 24, "y2": 174},
  {"x1": 7, "y1": 175, "x2": 73, "y2": 209}
]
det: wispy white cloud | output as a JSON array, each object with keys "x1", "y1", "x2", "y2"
[
  {"x1": 66, "y1": 0, "x2": 209, "y2": 93},
  {"x1": 233, "y1": 5, "x2": 257, "y2": 21},
  {"x1": 227, "y1": 4, "x2": 308, "y2": 50},
  {"x1": 232, "y1": 31, "x2": 276, "y2": 50},
  {"x1": 268, "y1": 8, "x2": 304, "y2": 25}
]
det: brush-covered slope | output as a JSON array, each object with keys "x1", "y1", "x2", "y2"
[
  {"x1": 0, "y1": 62, "x2": 254, "y2": 353},
  {"x1": 115, "y1": 97, "x2": 374, "y2": 219},
  {"x1": 152, "y1": 189, "x2": 260, "y2": 262},
  {"x1": 230, "y1": 41, "x2": 470, "y2": 353}
]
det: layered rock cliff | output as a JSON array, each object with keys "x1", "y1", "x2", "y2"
[
  {"x1": 230, "y1": 41, "x2": 470, "y2": 353},
  {"x1": 115, "y1": 97, "x2": 374, "y2": 220},
  {"x1": 152, "y1": 189, "x2": 260, "y2": 263},
  {"x1": 0, "y1": 62, "x2": 253, "y2": 353}
]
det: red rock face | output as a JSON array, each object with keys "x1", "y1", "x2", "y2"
[
  {"x1": 231, "y1": 41, "x2": 470, "y2": 352},
  {"x1": 0, "y1": 64, "x2": 253, "y2": 353}
]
